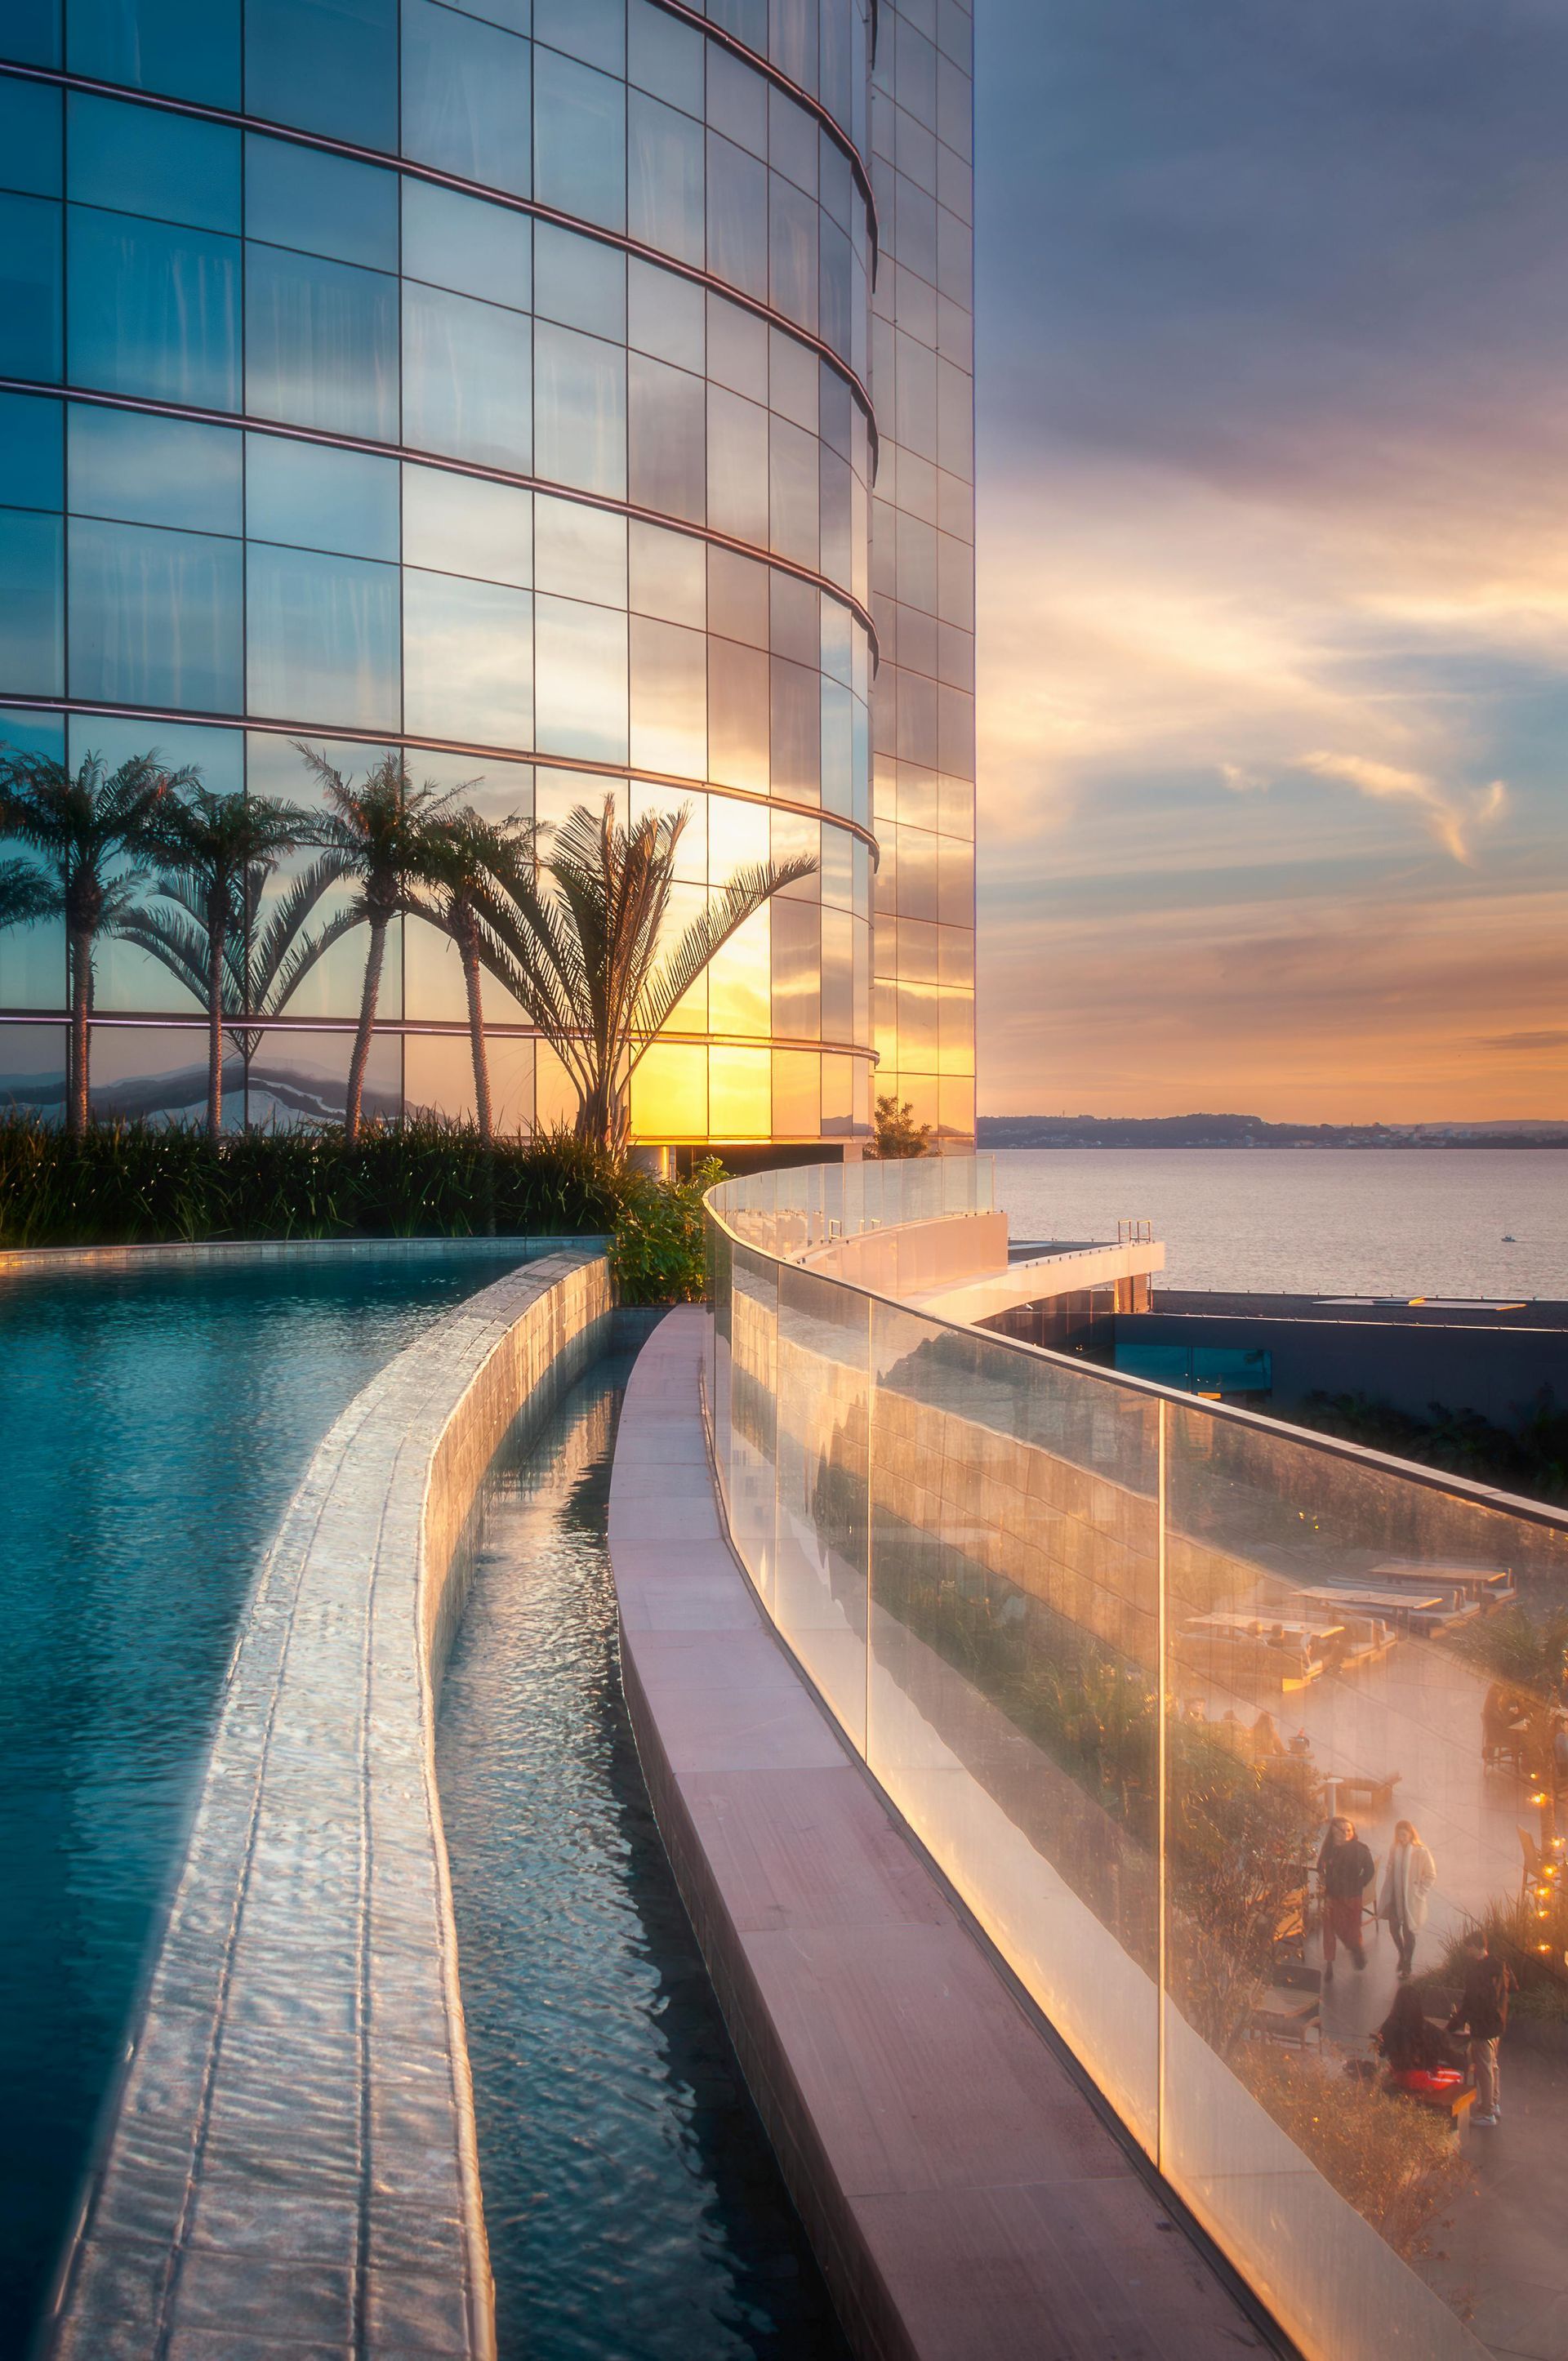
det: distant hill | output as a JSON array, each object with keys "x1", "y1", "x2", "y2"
[{"x1": 977, "y1": 1113, "x2": 1568, "y2": 1150}]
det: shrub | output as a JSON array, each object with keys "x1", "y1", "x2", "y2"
[
  {"x1": 609, "y1": 1157, "x2": 724, "y2": 1306},
  {"x1": 1234, "y1": 2044, "x2": 1471, "y2": 2259}
]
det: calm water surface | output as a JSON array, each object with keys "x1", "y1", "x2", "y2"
[
  {"x1": 994, "y1": 1147, "x2": 1568, "y2": 1299},
  {"x1": 0, "y1": 1247, "x2": 529, "y2": 2354},
  {"x1": 439, "y1": 1360, "x2": 848, "y2": 2361}
]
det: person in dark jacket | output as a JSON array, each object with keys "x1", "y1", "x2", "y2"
[
  {"x1": 1317, "y1": 1816, "x2": 1374, "y2": 1979},
  {"x1": 1378, "y1": 1982, "x2": 1462, "y2": 2076},
  {"x1": 1448, "y1": 1927, "x2": 1511, "y2": 2125}
]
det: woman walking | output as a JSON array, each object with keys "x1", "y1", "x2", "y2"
[
  {"x1": 1317, "y1": 1815, "x2": 1374, "y2": 1981},
  {"x1": 1378, "y1": 1820, "x2": 1437, "y2": 1977}
]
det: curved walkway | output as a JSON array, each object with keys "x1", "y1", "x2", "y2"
[{"x1": 608, "y1": 1308, "x2": 1274, "y2": 2361}]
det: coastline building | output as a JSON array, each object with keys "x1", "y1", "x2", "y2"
[{"x1": 0, "y1": 0, "x2": 974, "y2": 1154}]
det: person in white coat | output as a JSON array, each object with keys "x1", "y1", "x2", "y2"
[{"x1": 1379, "y1": 1820, "x2": 1437, "y2": 1976}]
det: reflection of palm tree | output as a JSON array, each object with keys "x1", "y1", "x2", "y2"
[
  {"x1": 480, "y1": 795, "x2": 816, "y2": 1152},
  {"x1": 406, "y1": 809, "x2": 533, "y2": 1146},
  {"x1": 0, "y1": 858, "x2": 55, "y2": 935},
  {"x1": 296, "y1": 746, "x2": 462, "y2": 1142},
  {"x1": 0, "y1": 751, "x2": 189, "y2": 1132},
  {"x1": 118, "y1": 788, "x2": 313, "y2": 1138}
]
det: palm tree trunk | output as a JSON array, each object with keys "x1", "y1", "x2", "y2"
[
  {"x1": 458, "y1": 925, "x2": 493, "y2": 1147},
  {"x1": 68, "y1": 929, "x2": 91, "y2": 1136},
  {"x1": 345, "y1": 915, "x2": 387, "y2": 1143},
  {"x1": 207, "y1": 914, "x2": 225, "y2": 1141}
]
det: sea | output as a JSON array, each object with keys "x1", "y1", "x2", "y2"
[{"x1": 991, "y1": 1148, "x2": 1568, "y2": 1301}]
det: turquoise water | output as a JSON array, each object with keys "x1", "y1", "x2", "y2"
[
  {"x1": 0, "y1": 1247, "x2": 531, "y2": 2355},
  {"x1": 439, "y1": 1359, "x2": 848, "y2": 2361}
]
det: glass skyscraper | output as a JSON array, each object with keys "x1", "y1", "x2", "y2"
[{"x1": 0, "y1": 0, "x2": 973, "y2": 1150}]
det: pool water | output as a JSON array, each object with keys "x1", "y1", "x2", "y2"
[
  {"x1": 0, "y1": 1247, "x2": 532, "y2": 2354},
  {"x1": 438, "y1": 1356, "x2": 849, "y2": 2361}
]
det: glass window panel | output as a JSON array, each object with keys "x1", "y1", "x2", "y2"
[
  {"x1": 706, "y1": 45, "x2": 765, "y2": 158},
  {"x1": 247, "y1": 543, "x2": 399, "y2": 727},
  {"x1": 245, "y1": 135, "x2": 397, "y2": 270},
  {"x1": 242, "y1": 1022, "x2": 401, "y2": 1116},
  {"x1": 769, "y1": 325, "x2": 817, "y2": 430},
  {"x1": 0, "y1": 892, "x2": 65, "y2": 1010},
  {"x1": 245, "y1": 244, "x2": 397, "y2": 439},
  {"x1": 533, "y1": 497, "x2": 626, "y2": 606},
  {"x1": 247, "y1": 434, "x2": 399, "y2": 560},
  {"x1": 770, "y1": 566, "x2": 817, "y2": 662},
  {"x1": 1, "y1": 2, "x2": 60, "y2": 70},
  {"x1": 401, "y1": 0, "x2": 531, "y2": 196},
  {"x1": 768, "y1": 82, "x2": 816, "y2": 195},
  {"x1": 819, "y1": 220, "x2": 852, "y2": 361},
  {"x1": 706, "y1": 134, "x2": 767, "y2": 301},
  {"x1": 628, "y1": 352, "x2": 706, "y2": 526},
  {"x1": 244, "y1": 0, "x2": 398, "y2": 151},
  {"x1": 707, "y1": 545, "x2": 768, "y2": 645},
  {"x1": 628, "y1": 520, "x2": 705, "y2": 627},
  {"x1": 770, "y1": 656, "x2": 819, "y2": 802},
  {"x1": 708, "y1": 789, "x2": 768, "y2": 874},
  {"x1": 69, "y1": 406, "x2": 241, "y2": 537},
  {"x1": 0, "y1": 194, "x2": 60, "y2": 382},
  {"x1": 533, "y1": 767, "x2": 624, "y2": 838},
  {"x1": 403, "y1": 282, "x2": 532, "y2": 470},
  {"x1": 821, "y1": 675, "x2": 852, "y2": 817},
  {"x1": 820, "y1": 1048, "x2": 853, "y2": 1132},
  {"x1": 820, "y1": 901, "x2": 853, "y2": 1037},
  {"x1": 772, "y1": 1047, "x2": 818, "y2": 1135},
  {"x1": 770, "y1": 890, "x2": 818, "y2": 1039},
  {"x1": 818, "y1": 819, "x2": 853, "y2": 909},
  {"x1": 533, "y1": 223, "x2": 626, "y2": 341},
  {"x1": 0, "y1": 69, "x2": 60, "y2": 194},
  {"x1": 768, "y1": 170, "x2": 816, "y2": 331},
  {"x1": 67, "y1": 92, "x2": 238, "y2": 232},
  {"x1": 626, "y1": 0, "x2": 702, "y2": 114},
  {"x1": 0, "y1": 507, "x2": 63, "y2": 695},
  {"x1": 630, "y1": 1040, "x2": 706, "y2": 1139},
  {"x1": 768, "y1": 0, "x2": 815, "y2": 93},
  {"x1": 628, "y1": 256, "x2": 703, "y2": 372},
  {"x1": 819, "y1": 448, "x2": 852, "y2": 592},
  {"x1": 770, "y1": 414, "x2": 818, "y2": 566},
  {"x1": 535, "y1": 0, "x2": 621, "y2": 72},
  {"x1": 630, "y1": 779, "x2": 704, "y2": 880},
  {"x1": 0, "y1": 392, "x2": 61, "y2": 510},
  {"x1": 630, "y1": 614, "x2": 705, "y2": 779},
  {"x1": 405, "y1": 1027, "x2": 533, "y2": 1126},
  {"x1": 706, "y1": 387, "x2": 768, "y2": 545},
  {"x1": 708, "y1": 1045, "x2": 770, "y2": 1133},
  {"x1": 706, "y1": 292, "x2": 767, "y2": 399},
  {"x1": 534, "y1": 594, "x2": 627, "y2": 760},
  {"x1": 706, "y1": 636, "x2": 768, "y2": 792},
  {"x1": 403, "y1": 180, "x2": 530, "y2": 311},
  {"x1": 68, "y1": 207, "x2": 238, "y2": 408},
  {"x1": 403, "y1": 463, "x2": 531, "y2": 586},
  {"x1": 69, "y1": 0, "x2": 239, "y2": 105},
  {"x1": 403, "y1": 568, "x2": 532, "y2": 745},
  {"x1": 69, "y1": 516, "x2": 240, "y2": 709},
  {"x1": 532, "y1": 48, "x2": 625, "y2": 234},
  {"x1": 534, "y1": 323, "x2": 626, "y2": 497},
  {"x1": 627, "y1": 90, "x2": 704, "y2": 267}
]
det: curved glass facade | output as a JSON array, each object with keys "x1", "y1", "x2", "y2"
[{"x1": 0, "y1": 0, "x2": 973, "y2": 1149}]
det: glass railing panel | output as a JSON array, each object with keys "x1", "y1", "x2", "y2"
[
  {"x1": 865, "y1": 1303, "x2": 1163, "y2": 2154},
  {"x1": 773, "y1": 1262, "x2": 871, "y2": 1750},
  {"x1": 1161, "y1": 1397, "x2": 1565, "y2": 2361},
  {"x1": 707, "y1": 1209, "x2": 733, "y2": 1523},
  {"x1": 725, "y1": 1240, "x2": 781, "y2": 1615}
]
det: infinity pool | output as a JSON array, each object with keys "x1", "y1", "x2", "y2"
[
  {"x1": 0, "y1": 1245, "x2": 532, "y2": 2354},
  {"x1": 439, "y1": 1356, "x2": 847, "y2": 2361}
]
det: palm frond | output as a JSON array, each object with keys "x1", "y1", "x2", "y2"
[{"x1": 632, "y1": 854, "x2": 817, "y2": 1054}]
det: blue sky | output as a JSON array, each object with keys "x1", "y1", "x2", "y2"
[{"x1": 973, "y1": 0, "x2": 1568, "y2": 1118}]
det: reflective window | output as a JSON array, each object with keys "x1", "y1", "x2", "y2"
[
  {"x1": 245, "y1": 136, "x2": 398, "y2": 270},
  {"x1": 403, "y1": 568, "x2": 532, "y2": 745},
  {"x1": 769, "y1": 414, "x2": 818, "y2": 566},
  {"x1": 67, "y1": 92, "x2": 238, "y2": 232},
  {"x1": 245, "y1": 0, "x2": 399, "y2": 151},
  {"x1": 533, "y1": 496, "x2": 625, "y2": 606},
  {"x1": 626, "y1": 0, "x2": 702, "y2": 114},
  {"x1": 534, "y1": 0, "x2": 621, "y2": 74},
  {"x1": 533, "y1": 48, "x2": 625, "y2": 233},
  {"x1": 69, "y1": 406, "x2": 242, "y2": 536},
  {"x1": 534, "y1": 323, "x2": 626, "y2": 497},
  {"x1": 403, "y1": 180, "x2": 530, "y2": 310},
  {"x1": 771, "y1": 895, "x2": 820, "y2": 1040},
  {"x1": 628, "y1": 353, "x2": 705, "y2": 525},
  {"x1": 771, "y1": 656, "x2": 818, "y2": 801},
  {"x1": 706, "y1": 133, "x2": 766, "y2": 301},
  {"x1": 534, "y1": 224, "x2": 625, "y2": 341},
  {"x1": 627, "y1": 91, "x2": 703, "y2": 266},
  {"x1": 402, "y1": 0, "x2": 531, "y2": 197},
  {"x1": 707, "y1": 292, "x2": 767, "y2": 400},
  {"x1": 768, "y1": 171, "x2": 817, "y2": 332},
  {"x1": 1, "y1": 2, "x2": 61, "y2": 70},
  {"x1": 403, "y1": 463, "x2": 531, "y2": 587},
  {"x1": 68, "y1": 0, "x2": 240, "y2": 106},
  {"x1": 628, "y1": 519, "x2": 704, "y2": 626},
  {"x1": 0, "y1": 69, "x2": 61, "y2": 194},
  {"x1": 0, "y1": 393, "x2": 61, "y2": 510},
  {"x1": 820, "y1": 675, "x2": 852, "y2": 817},
  {"x1": 630, "y1": 614, "x2": 705, "y2": 779},
  {"x1": 628, "y1": 257, "x2": 703, "y2": 373},
  {"x1": 68, "y1": 209, "x2": 238, "y2": 408},
  {"x1": 246, "y1": 244, "x2": 398, "y2": 439},
  {"x1": 0, "y1": 507, "x2": 64, "y2": 694},
  {"x1": 534, "y1": 593, "x2": 627, "y2": 760},
  {"x1": 706, "y1": 45, "x2": 764, "y2": 158},
  {"x1": 708, "y1": 543, "x2": 768, "y2": 644},
  {"x1": 706, "y1": 635, "x2": 768, "y2": 791},
  {"x1": 403, "y1": 282, "x2": 532, "y2": 470},
  {"x1": 706, "y1": 386, "x2": 767, "y2": 545},
  {"x1": 768, "y1": 82, "x2": 816, "y2": 196},
  {"x1": 69, "y1": 516, "x2": 241, "y2": 710},
  {"x1": 247, "y1": 543, "x2": 399, "y2": 728},
  {"x1": 247, "y1": 434, "x2": 399, "y2": 560},
  {"x1": 0, "y1": 194, "x2": 60, "y2": 381}
]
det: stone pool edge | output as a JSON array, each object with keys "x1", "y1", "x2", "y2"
[{"x1": 42, "y1": 1249, "x2": 612, "y2": 2361}]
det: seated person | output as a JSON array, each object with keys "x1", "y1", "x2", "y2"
[
  {"x1": 1377, "y1": 1983, "x2": 1463, "y2": 2078},
  {"x1": 1251, "y1": 1710, "x2": 1285, "y2": 1758}
]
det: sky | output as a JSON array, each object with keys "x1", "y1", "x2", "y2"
[{"x1": 973, "y1": 0, "x2": 1568, "y2": 1121}]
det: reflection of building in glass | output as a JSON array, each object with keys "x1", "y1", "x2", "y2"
[{"x1": 0, "y1": 0, "x2": 974, "y2": 1151}]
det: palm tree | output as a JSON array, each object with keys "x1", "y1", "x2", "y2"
[
  {"x1": 479, "y1": 795, "x2": 817, "y2": 1153},
  {"x1": 0, "y1": 858, "x2": 56, "y2": 935},
  {"x1": 0, "y1": 750, "x2": 191, "y2": 1133},
  {"x1": 406, "y1": 809, "x2": 535, "y2": 1147},
  {"x1": 295, "y1": 746, "x2": 465, "y2": 1141},
  {"x1": 122, "y1": 787, "x2": 314, "y2": 1137}
]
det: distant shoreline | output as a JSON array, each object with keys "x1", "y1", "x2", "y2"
[{"x1": 978, "y1": 1119, "x2": 1568, "y2": 1152}]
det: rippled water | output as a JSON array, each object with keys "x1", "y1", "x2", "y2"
[
  {"x1": 438, "y1": 1358, "x2": 848, "y2": 2361},
  {"x1": 0, "y1": 1246, "x2": 533, "y2": 2355}
]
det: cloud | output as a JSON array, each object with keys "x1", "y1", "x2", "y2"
[
  {"x1": 1476, "y1": 1030, "x2": 1568, "y2": 1054},
  {"x1": 1292, "y1": 753, "x2": 1507, "y2": 862}
]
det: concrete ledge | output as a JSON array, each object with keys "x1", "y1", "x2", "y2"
[
  {"x1": 44, "y1": 1250, "x2": 612, "y2": 2361},
  {"x1": 0, "y1": 1235, "x2": 609, "y2": 1280},
  {"x1": 609, "y1": 1309, "x2": 1269, "y2": 2361}
]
